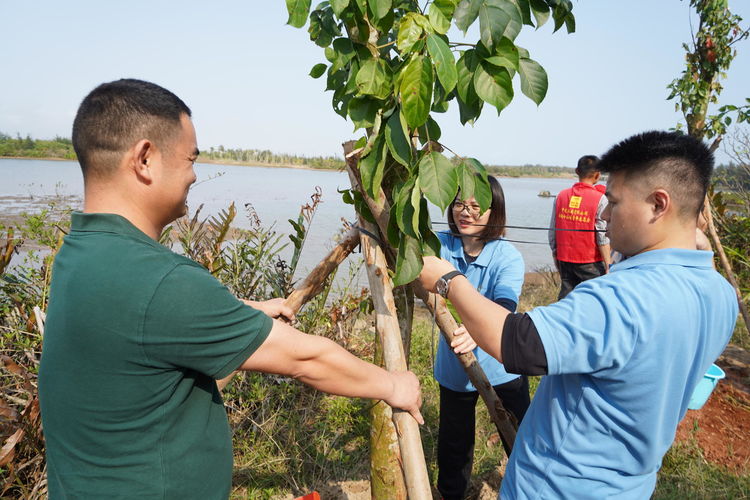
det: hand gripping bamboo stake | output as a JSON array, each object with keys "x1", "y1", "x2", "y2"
[
  {"x1": 343, "y1": 141, "x2": 518, "y2": 457},
  {"x1": 216, "y1": 227, "x2": 360, "y2": 391}
]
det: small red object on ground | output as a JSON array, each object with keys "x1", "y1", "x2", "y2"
[{"x1": 294, "y1": 492, "x2": 320, "y2": 500}]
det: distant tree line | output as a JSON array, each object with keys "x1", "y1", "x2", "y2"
[
  {"x1": 198, "y1": 145, "x2": 346, "y2": 170},
  {"x1": 714, "y1": 163, "x2": 750, "y2": 191},
  {"x1": 0, "y1": 132, "x2": 76, "y2": 159},
  {"x1": 0, "y1": 132, "x2": 579, "y2": 178}
]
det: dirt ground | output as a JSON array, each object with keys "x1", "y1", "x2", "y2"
[{"x1": 674, "y1": 344, "x2": 750, "y2": 473}]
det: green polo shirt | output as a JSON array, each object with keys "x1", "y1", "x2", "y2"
[{"x1": 39, "y1": 212, "x2": 273, "y2": 499}]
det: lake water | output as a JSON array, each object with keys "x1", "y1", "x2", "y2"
[{"x1": 0, "y1": 159, "x2": 573, "y2": 277}]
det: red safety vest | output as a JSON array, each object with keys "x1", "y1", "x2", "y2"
[{"x1": 553, "y1": 182, "x2": 604, "y2": 263}]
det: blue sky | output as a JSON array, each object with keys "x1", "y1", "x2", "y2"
[{"x1": 1, "y1": 1, "x2": 748, "y2": 167}]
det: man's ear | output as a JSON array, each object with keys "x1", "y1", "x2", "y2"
[
  {"x1": 130, "y1": 139, "x2": 155, "y2": 184},
  {"x1": 650, "y1": 188, "x2": 670, "y2": 220}
]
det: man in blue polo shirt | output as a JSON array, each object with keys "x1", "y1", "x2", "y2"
[{"x1": 420, "y1": 131, "x2": 738, "y2": 499}]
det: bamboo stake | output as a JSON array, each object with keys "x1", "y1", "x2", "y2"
[
  {"x1": 356, "y1": 214, "x2": 432, "y2": 500},
  {"x1": 342, "y1": 141, "x2": 518, "y2": 457},
  {"x1": 217, "y1": 227, "x2": 360, "y2": 391},
  {"x1": 704, "y1": 198, "x2": 750, "y2": 333}
]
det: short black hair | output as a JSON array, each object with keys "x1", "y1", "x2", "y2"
[
  {"x1": 598, "y1": 130, "x2": 713, "y2": 220},
  {"x1": 448, "y1": 175, "x2": 507, "y2": 242},
  {"x1": 575, "y1": 155, "x2": 600, "y2": 179},
  {"x1": 72, "y1": 79, "x2": 192, "y2": 179}
]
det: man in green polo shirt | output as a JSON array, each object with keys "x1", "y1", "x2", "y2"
[{"x1": 38, "y1": 79, "x2": 423, "y2": 499}]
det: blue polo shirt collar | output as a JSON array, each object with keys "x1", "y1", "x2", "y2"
[
  {"x1": 611, "y1": 248, "x2": 714, "y2": 273},
  {"x1": 439, "y1": 230, "x2": 494, "y2": 268},
  {"x1": 71, "y1": 211, "x2": 161, "y2": 248}
]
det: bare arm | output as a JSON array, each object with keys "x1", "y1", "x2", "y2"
[
  {"x1": 240, "y1": 319, "x2": 424, "y2": 424},
  {"x1": 598, "y1": 243, "x2": 611, "y2": 273},
  {"x1": 418, "y1": 256, "x2": 511, "y2": 362}
]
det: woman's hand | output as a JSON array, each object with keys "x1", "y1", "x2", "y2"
[{"x1": 450, "y1": 324, "x2": 477, "y2": 354}]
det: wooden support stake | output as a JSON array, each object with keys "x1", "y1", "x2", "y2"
[
  {"x1": 217, "y1": 226, "x2": 360, "y2": 391},
  {"x1": 704, "y1": 198, "x2": 750, "y2": 334}
]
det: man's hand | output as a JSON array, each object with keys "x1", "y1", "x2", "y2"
[
  {"x1": 241, "y1": 298, "x2": 295, "y2": 322},
  {"x1": 450, "y1": 324, "x2": 477, "y2": 354},
  {"x1": 384, "y1": 371, "x2": 424, "y2": 424},
  {"x1": 418, "y1": 256, "x2": 458, "y2": 293}
]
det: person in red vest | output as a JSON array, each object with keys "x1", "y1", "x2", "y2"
[{"x1": 548, "y1": 155, "x2": 611, "y2": 298}]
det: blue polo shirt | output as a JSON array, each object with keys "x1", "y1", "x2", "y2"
[
  {"x1": 435, "y1": 231, "x2": 524, "y2": 391},
  {"x1": 501, "y1": 248, "x2": 738, "y2": 499}
]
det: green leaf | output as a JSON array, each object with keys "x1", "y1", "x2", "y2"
[
  {"x1": 518, "y1": 57, "x2": 548, "y2": 105},
  {"x1": 457, "y1": 163, "x2": 476, "y2": 201},
  {"x1": 370, "y1": 0, "x2": 392, "y2": 21},
  {"x1": 478, "y1": 0, "x2": 520, "y2": 50},
  {"x1": 410, "y1": 178, "x2": 422, "y2": 235},
  {"x1": 428, "y1": 3, "x2": 451, "y2": 34},
  {"x1": 393, "y1": 234, "x2": 422, "y2": 286},
  {"x1": 394, "y1": 179, "x2": 418, "y2": 237},
  {"x1": 309, "y1": 63, "x2": 327, "y2": 79},
  {"x1": 454, "y1": 0, "x2": 481, "y2": 33},
  {"x1": 456, "y1": 93, "x2": 483, "y2": 125},
  {"x1": 464, "y1": 158, "x2": 492, "y2": 210},
  {"x1": 400, "y1": 55, "x2": 433, "y2": 128},
  {"x1": 385, "y1": 110, "x2": 413, "y2": 167},
  {"x1": 418, "y1": 152, "x2": 459, "y2": 211},
  {"x1": 483, "y1": 37, "x2": 519, "y2": 71},
  {"x1": 529, "y1": 0, "x2": 550, "y2": 28},
  {"x1": 348, "y1": 96, "x2": 380, "y2": 129},
  {"x1": 422, "y1": 227, "x2": 442, "y2": 257},
  {"x1": 356, "y1": 59, "x2": 393, "y2": 99},
  {"x1": 397, "y1": 13, "x2": 424, "y2": 53},
  {"x1": 473, "y1": 62, "x2": 513, "y2": 113},
  {"x1": 359, "y1": 135, "x2": 387, "y2": 199},
  {"x1": 386, "y1": 207, "x2": 402, "y2": 247},
  {"x1": 516, "y1": 0, "x2": 533, "y2": 26},
  {"x1": 331, "y1": 0, "x2": 350, "y2": 17},
  {"x1": 417, "y1": 116, "x2": 442, "y2": 145},
  {"x1": 456, "y1": 50, "x2": 480, "y2": 104},
  {"x1": 286, "y1": 0, "x2": 312, "y2": 28},
  {"x1": 426, "y1": 34, "x2": 458, "y2": 93},
  {"x1": 329, "y1": 38, "x2": 356, "y2": 73}
]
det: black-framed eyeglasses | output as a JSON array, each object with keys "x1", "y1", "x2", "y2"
[{"x1": 452, "y1": 200, "x2": 484, "y2": 216}]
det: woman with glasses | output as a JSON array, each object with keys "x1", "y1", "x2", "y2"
[{"x1": 435, "y1": 175, "x2": 529, "y2": 500}]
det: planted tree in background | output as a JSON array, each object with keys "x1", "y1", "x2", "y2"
[
  {"x1": 667, "y1": 0, "x2": 749, "y2": 333},
  {"x1": 285, "y1": 0, "x2": 574, "y2": 496}
]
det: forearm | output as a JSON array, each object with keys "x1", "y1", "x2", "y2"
[
  {"x1": 242, "y1": 322, "x2": 392, "y2": 400},
  {"x1": 598, "y1": 243, "x2": 611, "y2": 270},
  {"x1": 445, "y1": 276, "x2": 511, "y2": 361},
  {"x1": 290, "y1": 337, "x2": 396, "y2": 400}
]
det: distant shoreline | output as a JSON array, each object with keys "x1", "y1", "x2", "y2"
[{"x1": 1, "y1": 156, "x2": 575, "y2": 179}]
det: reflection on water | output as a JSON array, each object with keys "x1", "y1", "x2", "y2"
[{"x1": 0, "y1": 159, "x2": 573, "y2": 273}]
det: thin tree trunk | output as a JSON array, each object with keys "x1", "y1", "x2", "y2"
[
  {"x1": 216, "y1": 227, "x2": 360, "y2": 391},
  {"x1": 370, "y1": 345, "x2": 408, "y2": 499},
  {"x1": 357, "y1": 213, "x2": 432, "y2": 500}
]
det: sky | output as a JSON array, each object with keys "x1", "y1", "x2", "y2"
[{"x1": 1, "y1": 1, "x2": 748, "y2": 168}]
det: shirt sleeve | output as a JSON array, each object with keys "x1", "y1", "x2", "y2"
[
  {"x1": 595, "y1": 196, "x2": 610, "y2": 246},
  {"x1": 501, "y1": 313, "x2": 547, "y2": 375},
  {"x1": 142, "y1": 263, "x2": 273, "y2": 379},
  {"x1": 526, "y1": 276, "x2": 638, "y2": 376},
  {"x1": 490, "y1": 243, "x2": 525, "y2": 304},
  {"x1": 548, "y1": 198, "x2": 558, "y2": 254}
]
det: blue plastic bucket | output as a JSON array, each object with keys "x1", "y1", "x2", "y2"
[{"x1": 688, "y1": 364, "x2": 725, "y2": 410}]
